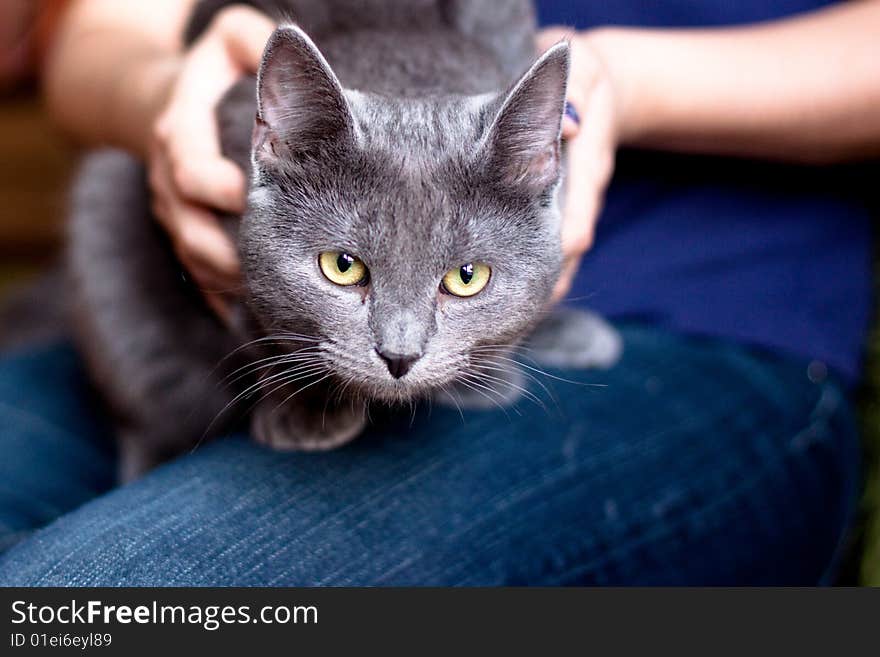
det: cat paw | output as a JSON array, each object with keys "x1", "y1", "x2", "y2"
[
  {"x1": 525, "y1": 308, "x2": 622, "y2": 370},
  {"x1": 251, "y1": 400, "x2": 367, "y2": 452}
]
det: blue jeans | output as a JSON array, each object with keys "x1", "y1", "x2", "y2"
[{"x1": 0, "y1": 324, "x2": 860, "y2": 585}]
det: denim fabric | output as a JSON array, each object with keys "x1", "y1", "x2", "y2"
[
  {"x1": 0, "y1": 325, "x2": 860, "y2": 585},
  {"x1": 0, "y1": 343, "x2": 116, "y2": 554}
]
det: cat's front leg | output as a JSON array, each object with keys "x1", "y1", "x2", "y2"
[
  {"x1": 251, "y1": 392, "x2": 367, "y2": 452},
  {"x1": 525, "y1": 308, "x2": 622, "y2": 370}
]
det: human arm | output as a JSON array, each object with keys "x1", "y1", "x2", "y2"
[
  {"x1": 542, "y1": 0, "x2": 880, "y2": 300},
  {"x1": 43, "y1": 1, "x2": 275, "y2": 310}
]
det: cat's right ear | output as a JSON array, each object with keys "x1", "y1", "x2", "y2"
[
  {"x1": 480, "y1": 41, "x2": 570, "y2": 194},
  {"x1": 254, "y1": 25, "x2": 355, "y2": 165}
]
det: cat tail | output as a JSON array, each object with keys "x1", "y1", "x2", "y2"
[{"x1": 0, "y1": 267, "x2": 70, "y2": 352}]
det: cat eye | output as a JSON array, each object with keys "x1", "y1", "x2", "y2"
[
  {"x1": 441, "y1": 263, "x2": 491, "y2": 297},
  {"x1": 319, "y1": 251, "x2": 369, "y2": 287}
]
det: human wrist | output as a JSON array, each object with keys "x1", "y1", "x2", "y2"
[
  {"x1": 583, "y1": 27, "x2": 659, "y2": 146},
  {"x1": 211, "y1": 3, "x2": 272, "y2": 33}
]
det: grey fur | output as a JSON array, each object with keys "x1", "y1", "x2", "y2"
[
  {"x1": 68, "y1": 0, "x2": 620, "y2": 479},
  {"x1": 526, "y1": 308, "x2": 623, "y2": 370}
]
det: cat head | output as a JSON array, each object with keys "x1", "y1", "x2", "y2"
[{"x1": 240, "y1": 25, "x2": 569, "y2": 402}]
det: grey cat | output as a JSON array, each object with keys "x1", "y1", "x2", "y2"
[{"x1": 67, "y1": 0, "x2": 621, "y2": 480}]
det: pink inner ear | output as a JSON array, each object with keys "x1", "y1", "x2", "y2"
[
  {"x1": 528, "y1": 144, "x2": 561, "y2": 185},
  {"x1": 252, "y1": 117, "x2": 281, "y2": 162},
  {"x1": 505, "y1": 143, "x2": 561, "y2": 188}
]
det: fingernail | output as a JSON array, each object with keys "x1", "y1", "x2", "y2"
[{"x1": 564, "y1": 101, "x2": 580, "y2": 125}]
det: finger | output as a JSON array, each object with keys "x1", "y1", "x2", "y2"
[
  {"x1": 203, "y1": 291, "x2": 233, "y2": 325},
  {"x1": 154, "y1": 144, "x2": 242, "y2": 278},
  {"x1": 178, "y1": 258, "x2": 234, "y2": 324},
  {"x1": 561, "y1": 189, "x2": 597, "y2": 256},
  {"x1": 158, "y1": 32, "x2": 254, "y2": 213},
  {"x1": 216, "y1": 5, "x2": 277, "y2": 69},
  {"x1": 554, "y1": 139, "x2": 606, "y2": 305},
  {"x1": 551, "y1": 257, "x2": 579, "y2": 304},
  {"x1": 167, "y1": 151, "x2": 246, "y2": 215},
  {"x1": 165, "y1": 8, "x2": 274, "y2": 212},
  {"x1": 561, "y1": 116, "x2": 613, "y2": 254},
  {"x1": 152, "y1": 153, "x2": 241, "y2": 283},
  {"x1": 183, "y1": 256, "x2": 239, "y2": 297},
  {"x1": 562, "y1": 151, "x2": 599, "y2": 256},
  {"x1": 150, "y1": 153, "x2": 238, "y2": 279},
  {"x1": 173, "y1": 206, "x2": 241, "y2": 281},
  {"x1": 561, "y1": 101, "x2": 581, "y2": 140},
  {"x1": 536, "y1": 27, "x2": 573, "y2": 53},
  {"x1": 551, "y1": 278, "x2": 569, "y2": 305}
]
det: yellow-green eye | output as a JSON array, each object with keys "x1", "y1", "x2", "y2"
[
  {"x1": 441, "y1": 263, "x2": 491, "y2": 297},
  {"x1": 319, "y1": 252, "x2": 369, "y2": 286}
]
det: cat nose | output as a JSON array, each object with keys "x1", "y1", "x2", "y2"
[{"x1": 376, "y1": 349, "x2": 421, "y2": 379}]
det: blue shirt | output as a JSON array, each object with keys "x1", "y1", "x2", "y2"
[{"x1": 537, "y1": 0, "x2": 875, "y2": 384}]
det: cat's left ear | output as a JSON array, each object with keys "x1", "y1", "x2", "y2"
[
  {"x1": 481, "y1": 42, "x2": 570, "y2": 192},
  {"x1": 254, "y1": 25, "x2": 355, "y2": 166}
]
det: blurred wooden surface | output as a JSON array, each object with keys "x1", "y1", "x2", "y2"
[{"x1": 0, "y1": 90, "x2": 74, "y2": 292}]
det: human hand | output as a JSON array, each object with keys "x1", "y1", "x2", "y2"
[
  {"x1": 149, "y1": 5, "x2": 275, "y2": 318},
  {"x1": 536, "y1": 28, "x2": 622, "y2": 303}
]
